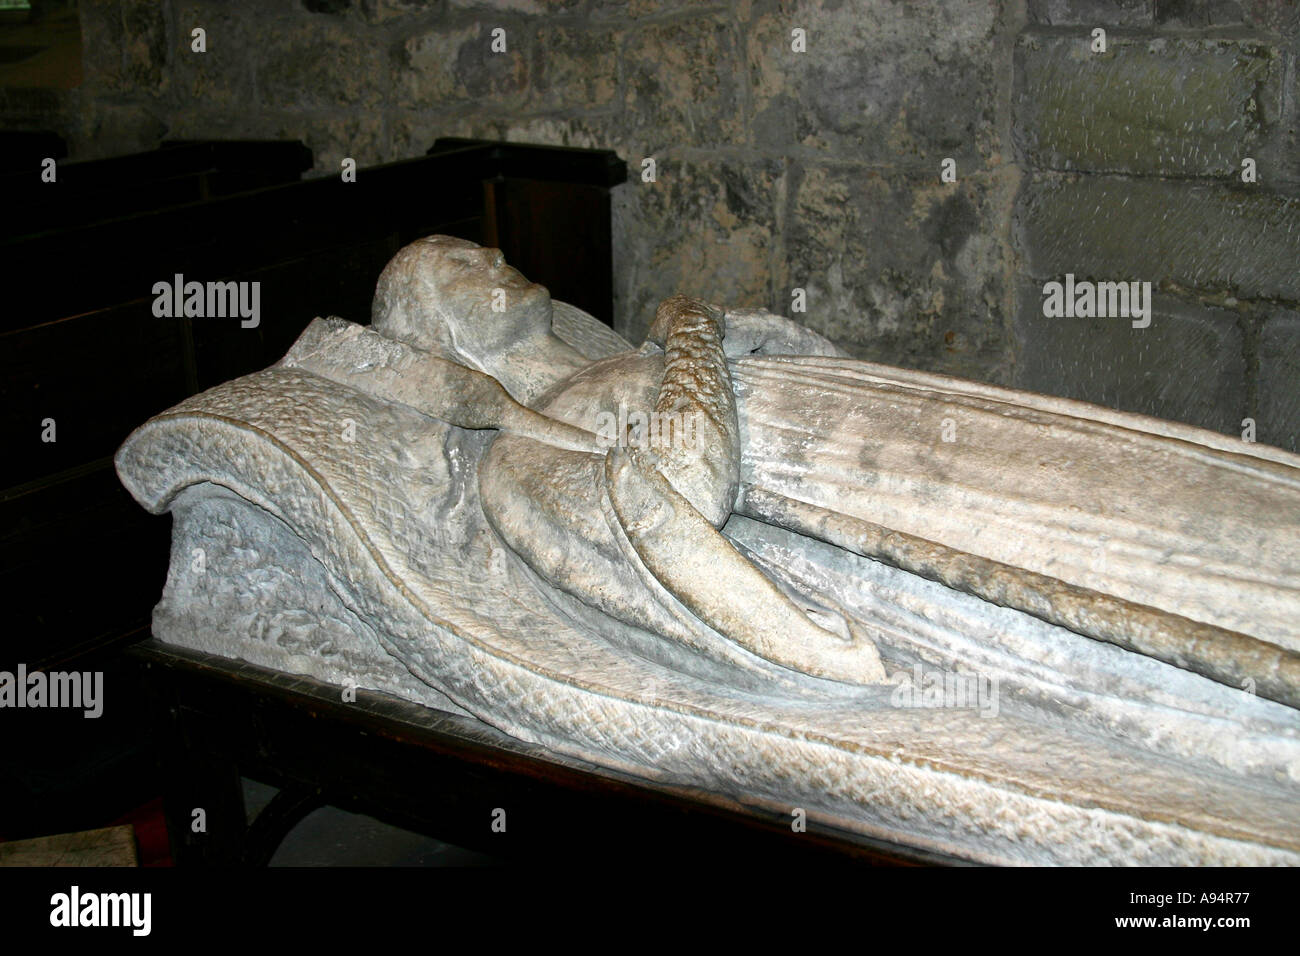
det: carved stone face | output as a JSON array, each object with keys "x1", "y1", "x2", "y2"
[{"x1": 371, "y1": 236, "x2": 553, "y2": 369}]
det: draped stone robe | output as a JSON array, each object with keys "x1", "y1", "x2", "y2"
[{"x1": 115, "y1": 303, "x2": 1300, "y2": 865}]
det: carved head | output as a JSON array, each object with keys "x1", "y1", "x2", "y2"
[{"x1": 371, "y1": 236, "x2": 554, "y2": 371}]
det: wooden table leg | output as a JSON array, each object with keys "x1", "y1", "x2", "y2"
[{"x1": 152, "y1": 675, "x2": 247, "y2": 866}]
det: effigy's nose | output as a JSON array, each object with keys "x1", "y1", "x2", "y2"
[{"x1": 471, "y1": 247, "x2": 505, "y2": 268}]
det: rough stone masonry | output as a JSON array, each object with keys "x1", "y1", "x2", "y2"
[{"x1": 4, "y1": 0, "x2": 1296, "y2": 448}]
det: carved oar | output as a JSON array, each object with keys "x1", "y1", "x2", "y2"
[
  {"x1": 604, "y1": 445, "x2": 887, "y2": 686},
  {"x1": 743, "y1": 486, "x2": 1300, "y2": 710}
]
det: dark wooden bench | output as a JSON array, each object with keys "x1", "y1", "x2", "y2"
[
  {"x1": 0, "y1": 130, "x2": 67, "y2": 173},
  {"x1": 128, "y1": 641, "x2": 944, "y2": 866},
  {"x1": 0, "y1": 140, "x2": 626, "y2": 846},
  {"x1": 2, "y1": 138, "x2": 626, "y2": 674},
  {"x1": 1, "y1": 139, "x2": 314, "y2": 237}
]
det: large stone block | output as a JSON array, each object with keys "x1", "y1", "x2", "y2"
[
  {"x1": 121, "y1": 0, "x2": 170, "y2": 92},
  {"x1": 77, "y1": 0, "x2": 167, "y2": 97},
  {"x1": 1154, "y1": 0, "x2": 1243, "y2": 26},
  {"x1": 1156, "y1": 0, "x2": 1300, "y2": 33},
  {"x1": 76, "y1": 0, "x2": 126, "y2": 94},
  {"x1": 394, "y1": 20, "x2": 617, "y2": 120},
  {"x1": 1018, "y1": 175, "x2": 1300, "y2": 301},
  {"x1": 590, "y1": 0, "x2": 719, "y2": 18},
  {"x1": 389, "y1": 110, "x2": 505, "y2": 159},
  {"x1": 612, "y1": 157, "x2": 783, "y2": 343},
  {"x1": 1028, "y1": 0, "x2": 1154, "y2": 25},
  {"x1": 1292, "y1": 63, "x2": 1299, "y2": 184},
  {"x1": 495, "y1": 114, "x2": 625, "y2": 153},
  {"x1": 1015, "y1": 31, "x2": 1283, "y2": 177},
  {"x1": 623, "y1": 16, "x2": 745, "y2": 153},
  {"x1": 528, "y1": 23, "x2": 619, "y2": 111},
  {"x1": 360, "y1": 0, "x2": 443, "y2": 22},
  {"x1": 1013, "y1": 281, "x2": 1247, "y2": 435},
  {"x1": 744, "y1": 0, "x2": 1002, "y2": 167},
  {"x1": 301, "y1": 113, "x2": 392, "y2": 176},
  {"x1": 449, "y1": 0, "x2": 585, "y2": 13},
  {"x1": 71, "y1": 101, "x2": 168, "y2": 160},
  {"x1": 783, "y1": 163, "x2": 1019, "y2": 383},
  {"x1": 162, "y1": 106, "x2": 278, "y2": 143},
  {"x1": 259, "y1": 17, "x2": 389, "y2": 109},
  {"x1": 390, "y1": 109, "x2": 609, "y2": 160},
  {"x1": 1258, "y1": 310, "x2": 1300, "y2": 451},
  {"x1": 172, "y1": 1, "x2": 258, "y2": 108},
  {"x1": 396, "y1": 21, "x2": 532, "y2": 110},
  {"x1": 391, "y1": 111, "x2": 624, "y2": 164},
  {"x1": 162, "y1": 108, "x2": 387, "y2": 176}
]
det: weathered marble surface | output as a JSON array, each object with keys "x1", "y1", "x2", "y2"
[{"x1": 117, "y1": 238, "x2": 1300, "y2": 865}]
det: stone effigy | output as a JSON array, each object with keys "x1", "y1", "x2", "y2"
[{"x1": 116, "y1": 236, "x2": 1300, "y2": 865}]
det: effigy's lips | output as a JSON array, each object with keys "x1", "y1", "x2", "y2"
[{"x1": 112, "y1": 342, "x2": 1300, "y2": 864}]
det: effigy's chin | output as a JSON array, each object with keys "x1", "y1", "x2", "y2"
[{"x1": 115, "y1": 305, "x2": 1300, "y2": 866}]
